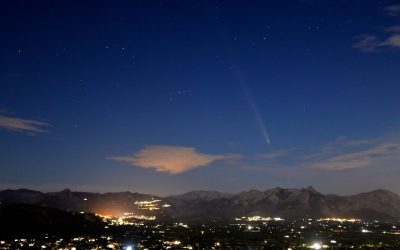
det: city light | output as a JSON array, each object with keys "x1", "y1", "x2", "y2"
[
  {"x1": 2, "y1": 217, "x2": 400, "y2": 249},
  {"x1": 311, "y1": 243, "x2": 321, "y2": 249},
  {"x1": 318, "y1": 218, "x2": 360, "y2": 223},
  {"x1": 235, "y1": 216, "x2": 285, "y2": 222}
]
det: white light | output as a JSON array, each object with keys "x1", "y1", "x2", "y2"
[
  {"x1": 311, "y1": 243, "x2": 321, "y2": 249},
  {"x1": 126, "y1": 246, "x2": 133, "y2": 250}
]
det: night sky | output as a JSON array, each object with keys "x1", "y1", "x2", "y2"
[{"x1": 1, "y1": 0, "x2": 400, "y2": 195}]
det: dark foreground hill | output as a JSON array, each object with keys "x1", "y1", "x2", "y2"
[
  {"x1": 0, "y1": 188, "x2": 157, "y2": 216},
  {"x1": 1, "y1": 187, "x2": 400, "y2": 222},
  {"x1": 0, "y1": 203, "x2": 105, "y2": 238}
]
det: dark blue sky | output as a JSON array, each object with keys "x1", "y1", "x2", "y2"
[{"x1": 1, "y1": 0, "x2": 400, "y2": 195}]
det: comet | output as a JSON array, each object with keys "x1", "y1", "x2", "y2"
[
  {"x1": 241, "y1": 81, "x2": 271, "y2": 145},
  {"x1": 220, "y1": 33, "x2": 271, "y2": 144}
]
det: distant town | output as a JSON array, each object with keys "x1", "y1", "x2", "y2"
[
  {"x1": 2, "y1": 188, "x2": 400, "y2": 249},
  {"x1": 2, "y1": 214, "x2": 400, "y2": 249}
]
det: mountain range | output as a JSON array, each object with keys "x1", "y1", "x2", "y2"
[{"x1": 1, "y1": 187, "x2": 400, "y2": 222}]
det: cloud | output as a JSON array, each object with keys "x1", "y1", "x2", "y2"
[
  {"x1": 256, "y1": 148, "x2": 298, "y2": 160},
  {"x1": 320, "y1": 136, "x2": 371, "y2": 152},
  {"x1": 302, "y1": 136, "x2": 371, "y2": 160},
  {"x1": 384, "y1": 4, "x2": 400, "y2": 16},
  {"x1": 0, "y1": 115, "x2": 51, "y2": 134},
  {"x1": 110, "y1": 145, "x2": 239, "y2": 174},
  {"x1": 353, "y1": 5, "x2": 400, "y2": 52},
  {"x1": 382, "y1": 34, "x2": 400, "y2": 47},
  {"x1": 353, "y1": 34, "x2": 400, "y2": 52},
  {"x1": 353, "y1": 36, "x2": 381, "y2": 52},
  {"x1": 309, "y1": 143, "x2": 400, "y2": 170},
  {"x1": 258, "y1": 151, "x2": 288, "y2": 160}
]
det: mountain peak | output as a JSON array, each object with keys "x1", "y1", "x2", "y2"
[
  {"x1": 305, "y1": 186, "x2": 319, "y2": 194},
  {"x1": 60, "y1": 188, "x2": 72, "y2": 193},
  {"x1": 170, "y1": 190, "x2": 232, "y2": 201}
]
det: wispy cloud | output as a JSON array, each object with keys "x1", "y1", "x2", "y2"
[
  {"x1": 301, "y1": 136, "x2": 371, "y2": 160},
  {"x1": 110, "y1": 145, "x2": 240, "y2": 174},
  {"x1": 309, "y1": 142, "x2": 400, "y2": 170},
  {"x1": 384, "y1": 4, "x2": 400, "y2": 17},
  {"x1": 256, "y1": 148, "x2": 298, "y2": 160},
  {"x1": 0, "y1": 115, "x2": 51, "y2": 134},
  {"x1": 353, "y1": 34, "x2": 400, "y2": 52},
  {"x1": 354, "y1": 5, "x2": 400, "y2": 52},
  {"x1": 319, "y1": 136, "x2": 371, "y2": 153},
  {"x1": 258, "y1": 151, "x2": 288, "y2": 160},
  {"x1": 382, "y1": 34, "x2": 400, "y2": 47},
  {"x1": 241, "y1": 136, "x2": 399, "y2": 171},
  {"x1": 353, "y1": 35, "x2": 383, "y2": 52}
]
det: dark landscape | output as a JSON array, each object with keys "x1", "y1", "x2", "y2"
[
  {"x1": 2, "y1": 187, "x2": 400, "y2": 249},
  {"x1": 2, "y1": 187, "x2": 400, "y2": 222}
]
